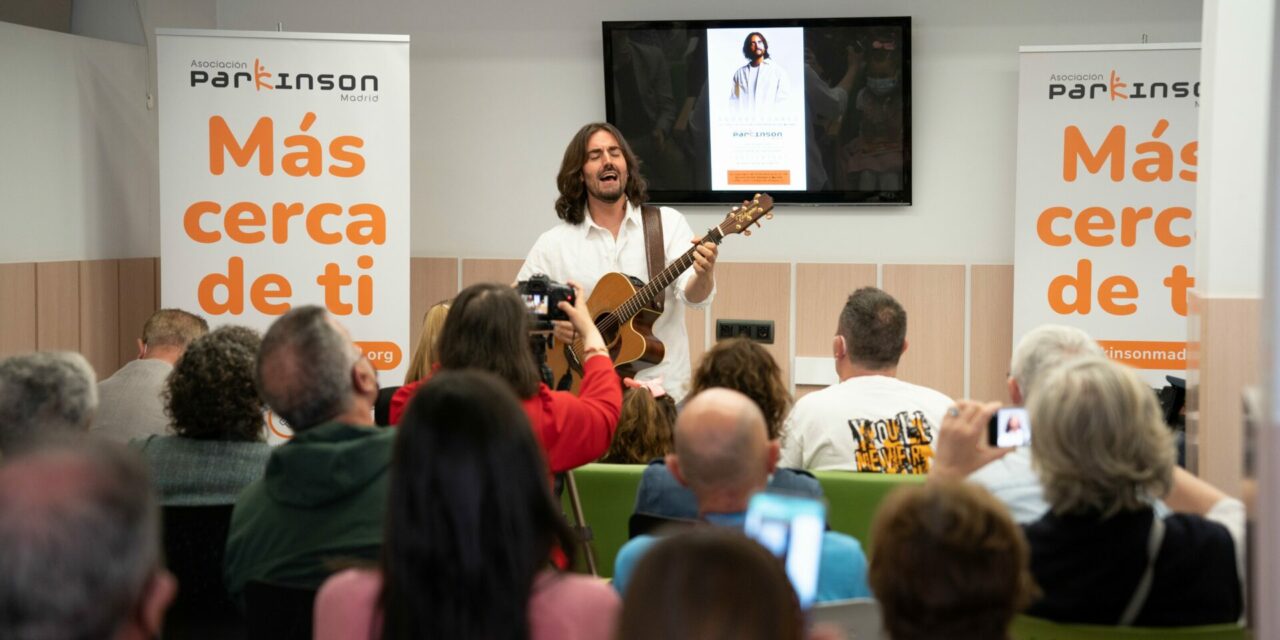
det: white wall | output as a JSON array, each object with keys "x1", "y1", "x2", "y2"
[
  {"x1": 0, "y1": 21, "x2": 155, "y2": 262},
  {"x1": 211, "y1": 0, "x2": 1203, "y2": 264},
  {"x1": 4, "y1": 1, "x2": 1204, "y2": 264},
  {"x1": 1196, "y1": 0, "x2": 1275, "y2": 297}
]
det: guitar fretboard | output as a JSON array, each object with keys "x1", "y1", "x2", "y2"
[{"x1": 614, "y1": 226, "x2": 726, "y2": 322}]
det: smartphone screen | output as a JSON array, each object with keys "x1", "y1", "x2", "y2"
[
  {"x1": 743, "y1": 492, "x2": 826, "y2": 609},
  {"x1": 988, "y1": 407, "x2": 1032, "y2": 448}
]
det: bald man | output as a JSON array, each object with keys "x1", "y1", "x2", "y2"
[{"x1": 612, "y1": 388, "x2": 869, "y2": 603}]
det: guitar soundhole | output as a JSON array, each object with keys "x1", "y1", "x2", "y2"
[{"x1": 595, "y1": 312, "x2": 620, "y2": 348}]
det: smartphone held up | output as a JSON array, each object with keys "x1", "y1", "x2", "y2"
[{"x1": 987, "y1": 407, "x2": 1031, "y2": 448}]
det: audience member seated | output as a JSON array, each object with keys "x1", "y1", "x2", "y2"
[
  {"x1": 224, "y1": 306, "x2": 393, "y2": 601},
  {"x1": 781, "y1": 287, "x2": 951, "y2": 474},
  {"x1": 315, "y1": 370, "x2": 619, "y2": 640},
  {"x1": 0, "y1": 351, "x2": 97, "y2": 456},
  {"x1": 869, "y1": 481, "x2": 1037, "y2": 640},
  {"x1": 614, "y1": 388, "x2": 869, "y2": 602},
  {"x1": 968, "y1": 324, "x2": 1103, "y2": 522},
  {"x1": 931, "y1": 358, "x2": 1245, "y2": 627},
  {"x1": 615, "y1": 528, "x2": 806, "y2": 640},
  {"x1": 0, "y1": 441, "x2": 176, "y2": 639},
  {"x1": 601, "y1": 378, "x2": 675, "y2": 464},
  {"x1": 131, "y1": 326, "x2": 270, "y2": 506},
  {"x1": 92, "y1": 308, "x2": 208, "y2": 443},
  {"x1": 634, "y1": 338, "x2": 820, "y2": 520},
  {"x1": 389, "y1": 282, "x2": 621, "y2": 475},
  {"x1": 402, "y1": 300, "x2": 449, "y2": 385}
]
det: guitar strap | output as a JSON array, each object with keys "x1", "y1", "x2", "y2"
[{"x1": 641, "y1": 204, "x2": 665, "y2": 312}]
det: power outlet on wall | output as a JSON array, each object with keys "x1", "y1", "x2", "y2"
[{"x1": 715, "y1": 319, "x2": 774, "y2": 344}]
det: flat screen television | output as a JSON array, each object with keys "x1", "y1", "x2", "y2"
[{"x1": 603, "y1": 17, "x2": 911, "y2": 205}]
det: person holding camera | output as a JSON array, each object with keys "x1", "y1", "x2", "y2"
[{"x1": 388, "y1": 282, "x2": 621, "y2": 475}]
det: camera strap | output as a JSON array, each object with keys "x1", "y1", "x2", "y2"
[
  {"x1": 1118, "y1": 511, "x2": 1166, "y2": 625},
  {"x1": 641, "y1": 205, "x2": 665, "y2": 312}
]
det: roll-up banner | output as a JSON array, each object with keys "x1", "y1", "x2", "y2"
[
  {"x1": 158, "y1": 29, "x2": 410, "y2": 438},
  {"x1": 1013, "y1": 43, "x2": 1199, "y2": 384}
]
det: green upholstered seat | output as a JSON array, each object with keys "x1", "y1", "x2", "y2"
[
  {"x1": 560, "y1": 463, "x2": 646, "y2": 578},
  {"x1": 812, "y1": 470, "x2": 926, "y2": 551},
  {"x1": 1011, "y1": 615, "x2": 1249, "y2": 640}
]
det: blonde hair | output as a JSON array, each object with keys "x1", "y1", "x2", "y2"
[
  {"x1": 404, "y1": 301, "x2": 450, "y2": 384},
  {"x1": 1029, "y1": 356, "x2": 1174, "y2": 517}
]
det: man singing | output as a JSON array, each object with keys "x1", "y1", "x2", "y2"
[{"x1": 517, "y1": 122, "x2": 717, "y2": 403}]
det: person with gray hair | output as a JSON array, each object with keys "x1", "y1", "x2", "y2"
[
  {"x1": 223, "y1": 305, "x2": 391, "y2": 601},
  {"x1": 92, "y1": 308, "x2": 209, "y2": 443},
  {"x1": 0, "y1": 441, "x2": 176, "y2": 639},
  {"x1": 932, "y1": 358, "x2": 1244, "y2": 626},
  {"x1": 968, "y1": 324, "x2": 1104, "y2": 522},
  {"x1": 612, "y1": 388, "x2": 870, "y2": 603},
  {"x1": 0, "y1": 351, "x2": 97, "y2": 455}
]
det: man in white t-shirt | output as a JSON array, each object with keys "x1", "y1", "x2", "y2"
[
  {"x1": 518, "y1": 122, "x2": 718, "y2": 402},
  {"x1": 780, "y1": 287, "x2": 951, "y2": 474}
]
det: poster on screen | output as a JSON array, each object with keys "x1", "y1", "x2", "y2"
[
  {"x1": 1013, "y1": 43, "x2": 1199, "y2": 385},
  {"x1": 157, "y1": 29, "x2": 410, "y2": 440}
]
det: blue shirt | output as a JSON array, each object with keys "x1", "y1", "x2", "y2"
[
  {"x1": 612, "y1": 511, "x2": 871, "y2": 603},
  {"x1": 633, "y1": 460, "x2": 824, "y2": 520}
]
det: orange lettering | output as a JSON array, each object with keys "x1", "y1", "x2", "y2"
[
  {"x1": 306, "y1": 203, "x2": 343, "y2": 245},
  {"x1": 1119, "y1": 207, "x2": 1153, "y2": 247},
  {"x1": 198, "y1": 257, "x2": 245, "y2": 315},
  {"x1": 250, "y1": 273, "x2": 292, "y2": 314},
  {"x1": 1155, "y1": 207, "x2": 1192, "y2": 247},
  {"x1": 225, "y1": 202, "x2": 266, "y2": 244},
  {"x1": 1037, "y1": 206, "x2": 1073, "y2": 247},
  {"x1": 1048, "y1": 259, "x2": 1092, "y2": 315},
  {"x1": 1064, "y1": 125, "x2": 1125, "y2": 182},
  {"x1": 271, "y1": 202, "x2": 305, "y2": 244},
  {"x1": 209, "y1": 116, "x2": 273, "y2": 176},
  {"x1": 1098, "y1": 275, "x2": 1138, "y2": 315},
  {"x1": 184, "y1": 200, "x2": 221, "y2": 243},
  {"x1": 1075, "y1": 206, "x2": 1114, "y2": 247}
]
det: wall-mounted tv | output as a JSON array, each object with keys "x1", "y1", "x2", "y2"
[{"x1": 604, "y1": 17, "x2": 911, "y2": 206}]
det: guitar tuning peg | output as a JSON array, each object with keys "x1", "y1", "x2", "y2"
[
  {"x1": 765, "y1": 213, "x2": 774, "y2": 220},
  {"x1": 743, "y1": 229, "x2": 752, "y2": 236},
  {"x1": 754, "y1": 220, "x2": 762, "y2": 228}
]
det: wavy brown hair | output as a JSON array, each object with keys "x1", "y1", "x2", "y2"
[
  {"x1": 870, "y1": 481, "x2": 1038, "y2": 640},
  {"x1": 601, "y1": 388, "x2": 676, "y2": 464},
  {"x1": 554, "y1": 122, "x2": 648, "y2": 224},
  {"x1": 689, "y1": 338, "x2": 792, "y2": 440}
]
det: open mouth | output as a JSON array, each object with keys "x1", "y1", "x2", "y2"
[{"x1": 598, "y1": 170, "x2": 619, "y2": 183}]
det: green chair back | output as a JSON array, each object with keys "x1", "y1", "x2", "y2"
[
  {"x1": 812, "y1": 470, "x2": 926, "y2": 551},
  {"x1": 560, "y1": 463, "x2": 646, "y2": 579},
  {"x1": 1011, "y1": 615, "x2": 1249, "y2": 640}
]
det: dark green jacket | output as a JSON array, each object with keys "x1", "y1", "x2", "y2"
[{"x1": 223, "y1": 421, "x2": 394, "y2": 600}]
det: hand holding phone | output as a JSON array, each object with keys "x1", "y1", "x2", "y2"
[{"x1": 988, "y1": 407, "x2": 1032, "y2": 448}]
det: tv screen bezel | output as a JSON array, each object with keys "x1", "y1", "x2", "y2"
[{"x1": 602, "y1": 16, "x2": 912, "y2": 206}]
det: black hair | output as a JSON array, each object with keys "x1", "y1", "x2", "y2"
[
  {"x1": 742, "y1": 32, "x2": 771, "y2": 60},
  {"x1": 379, "y1": 369, "x2": 577, "y2": 639}
]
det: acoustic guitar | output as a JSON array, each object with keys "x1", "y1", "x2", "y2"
[{"x1": 547, "y1": 194, "x2": 776, "y2": 390}]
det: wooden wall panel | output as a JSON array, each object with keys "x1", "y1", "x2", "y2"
[
  {"x1": 795, "y1": 264, "x2": 878, "y2": 357},
  {"x1": 409, "y1": 257, "x2": 460, "y2": 367},
  {"x1": 882, "y1": 265, "x2": 965, "y2": 399},
  {"x1": 118, "y1": 258, "x2": 158, "y2": 369},
  {"x1": 710, "y1": 262, "x2": 792, "y2": 384},
  {"x1": 0, "y1": 263, "x2": 37, "y2": 358},
  {"x1": 686, "y1": 307, "x2": 706, "y2": 371},
  {"x1": 78, "y1": 260, "x2": 120, "y2": 380},
  {"x1": 969, "y1": 265, "x2": 1014, "y2": 402},
  {"x1": 460, "y1": 259, "x2": 524, "y2": 289},
  {"x1": 1194, "y1": 296, "x2": 1259, "y2": 497},
  {"x1": 35, "y1": 261, "x2": 80, "y2": 351}
]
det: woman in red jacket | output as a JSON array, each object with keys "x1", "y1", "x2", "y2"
[{"x1": 389, "y1": 281, "x2": 620, "y2": 474}]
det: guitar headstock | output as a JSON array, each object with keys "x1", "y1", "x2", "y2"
[{"x1": 720, "y1": 194, "x2": 775, "y2": 237}]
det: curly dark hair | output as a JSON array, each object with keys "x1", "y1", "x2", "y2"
[
  {"x1": 165, "y1": 325, "x2": 265, "y2": 441},
  {"x1": 554, "y1": 122, "x2": 648, "y2": 224},
  {"x1": 689, "y1": 338, "x2": 792, "y2": 440}
]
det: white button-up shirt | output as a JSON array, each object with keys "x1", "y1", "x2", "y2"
[{"x1": 518, "y1": 203, "x2": 714, "y2": 402}]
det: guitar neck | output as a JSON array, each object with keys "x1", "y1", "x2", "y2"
[{"x1": 614, "y1": 232, "x2": 720, "y2": 323}]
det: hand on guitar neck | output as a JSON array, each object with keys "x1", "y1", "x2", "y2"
[{"x1": 552, "y1": 280, "x2": 610, "y2": 364}]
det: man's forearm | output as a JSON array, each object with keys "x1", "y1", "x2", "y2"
[{"x1": 684, "y1": 272, "x2": 714, "y2": 304}]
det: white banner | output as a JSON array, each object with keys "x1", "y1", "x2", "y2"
[
  {"x1": 1013, "y1": 44, "x2": 1199, "y2": 383},
  {"x1": 158, "y1": 29, "x2": 410, "y2": 436}
]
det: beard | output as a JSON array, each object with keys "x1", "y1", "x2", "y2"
[{"x1": 585, "y1": 167, "x2": 626, "y2": 202}]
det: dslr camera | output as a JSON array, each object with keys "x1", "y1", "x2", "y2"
[{"x1": 515, "y1": 274, "x2": 575, "y2": 330}]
